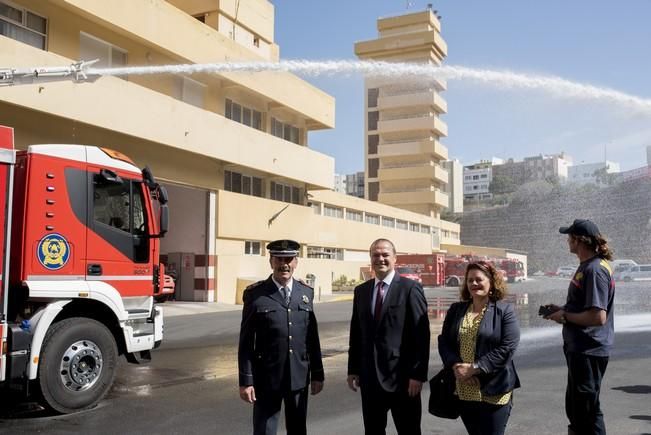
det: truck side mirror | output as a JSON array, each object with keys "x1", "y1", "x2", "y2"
[
  {"x1": 142, "y1": 166, "x2": 156, "y2": 189},
  {"x1": 157, "y1": 184, "x2": 168, "y2": 205},
  {"x1": 158, "y1": 204, "x2": 168, "y2": 237}
]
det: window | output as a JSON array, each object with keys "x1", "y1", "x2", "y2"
[
  {"x1": 368, "y1": 134, "x2": 379, "y2": 154},
  {"x1": 480, "y1": 174, "x2": 488, "y2": 179},
  {"x1": 224, "y1": 170, "x2": 264, "y2": 197},
  {"x1": 324, "y1": 204, "x2": 343, "y2": 218},
  {"x1": 368, "y1": 158, "x2": 379, "y2": 178},
  {"x1": 92, "y1": 174, "x2": 149, "y2": 263},
  {"x1": 472, "y1": 175, "x2": 479, "y2": 180},
  {"x1": 309, "y1": 202, "x2": 321, "y2": 215},
  {"x1": 253, "y1": 36, "x2": 260, "y2": 47},
  {"x1": 346, "y1": 209, "x2": 363, "y2": 222},
  {"x1": 270, "y1": 181, "x2": 301, "y2": 204},
  {"x1": 225, "y1": 99, "x2": 263, "y2": 131},
  {"x1": 410, "y1": 223, "x2": 420, "y2": 232},
  {"x1": 368, "y1": 182, "x2": 379, "y2": 201},
  {"x1": 179, "y1": 76, "x2": 205, "y2": 108},
  {"x1": 80, "y1": 32, "x2": 127, "y2": 70},
  {"x1": 365, "y1": 213, "x2": 379, "y2": 225},
  {"x1": 368, "y1": 88, "x2": 379, "y2": 108},
  {"x1": 368, "y1": 111, "x2": 379, "y2": 131},
  {"x1": 382, "y1": 216, "x2": 395, "y2": 228},
  {"x1": 421, "y1": 225, "x2": 430, "y2": 234},
  {"x1": 0, "y1": 2, "x2": 47, "y2": 49},
  {"x1": 271, "y1": 117, "x2": 301, "y2": 144},
  {"x1": 244, "y1": 241, "x2": 261, "y2": 255},
  {"x1": 396, "y1": 220, "x2": 408, "y2": 230},
  {"x1": 307, "y1": 246, "x2": 343, "y2": 260}
]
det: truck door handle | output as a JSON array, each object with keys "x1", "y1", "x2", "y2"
[{"x1": 88, "y1": 264, "x2": 102, "y2": 275}]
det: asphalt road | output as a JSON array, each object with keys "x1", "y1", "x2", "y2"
[{"x1": 1, "y1": 278, "x2": 650, "y2": 434}]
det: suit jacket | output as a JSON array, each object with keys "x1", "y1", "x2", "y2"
[
  {"x1": 238, "y1": 276, "x2": 324, "y2": 392},
  {"x1": 438, "y1": 300, "x2": 521, "y2": 396},
  {"x1": 348, "y1": 274, "x2": 430, "y2": 392}
]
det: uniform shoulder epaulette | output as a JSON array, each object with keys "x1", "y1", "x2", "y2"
[
  {"x1": 245, "y1": 280, "x2": 265, "y2": 291},
  {"x1": 296, "y1": 278, "x2": 313, "y2": 290}
]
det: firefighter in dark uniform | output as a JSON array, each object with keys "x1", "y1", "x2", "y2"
[{"x1": 238, "y1": 239, "x2": 324, "y2": 435}]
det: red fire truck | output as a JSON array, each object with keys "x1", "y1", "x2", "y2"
[
  {"x1": 444, "y1": 255, "x2": 525, "y2": 286},
  {"x1": 396, "y1": 254, "x2": 446, "y2": 286},
  {"x1": 0, "y1": 125, "x2": 169, "y2": 413},
  {"x1": 396, "y1": 254, "x2": 525, "y2": 287}
]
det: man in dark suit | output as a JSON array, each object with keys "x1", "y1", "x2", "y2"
[
  {"x1": 238, "y1": 239, "x2": 324, "y2": 435},
  {"x1": 347, "y1": 238, "x2": 430, "y2": 435}
]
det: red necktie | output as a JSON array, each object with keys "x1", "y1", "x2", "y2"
[{"x1": 374, "y1": 281, "x2": 385, "y2": 320}]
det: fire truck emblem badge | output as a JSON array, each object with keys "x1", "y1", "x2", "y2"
[
  {"x1": 302, "y1": 295, "x2": 309, "y2": 303},
  {"x1": 37, "y1": 233, "x2": 70, "y2": 270}
]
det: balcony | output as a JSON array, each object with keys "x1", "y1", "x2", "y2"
[
  {"x1": 378, "y1": 163, "x2": 448, "y2": 184},
  {"x1": 0, "y1": 38, "x2": 334, "y2": 189},
  {"x1": 355, "y1": 29, "x2": 447, "y2": 61},
  {"x1": 378, "y1": 189, "x2": 449, "y2": 209},
  {"x1": 51, "y1": 0, "x2": 334, "y2": 129},
  {"x1": 377, "y1": 89, "x2": 446, "y2": 113},
  {"x1": 378, "y1": 115, "x2": 447, "y2": 137},
  {"x1": 377, "y1": 138, "x2": 448, "y2": 160}
]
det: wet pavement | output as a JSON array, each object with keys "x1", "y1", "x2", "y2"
[{"x1": 1, "y1": 277, "x2": 650, "y2": 433}]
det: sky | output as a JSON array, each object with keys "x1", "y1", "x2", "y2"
[{"x1": 272, "y1": 0, "x2": 651, "y2": 174}]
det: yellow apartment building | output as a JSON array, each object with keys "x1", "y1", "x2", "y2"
[
  {"x1": 355, "y1": 10, "x2": 450, "y2": 219},
  {"x1": 0, "y1": 0, "x2": 460, "y2": 303}
]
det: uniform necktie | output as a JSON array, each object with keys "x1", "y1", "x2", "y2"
[
  {"x1": 282, "y1": 286, "x2": 291, "y2": 305},
  {"x1": 374, "y1": 281, "x2": 385, "y2": 320}
]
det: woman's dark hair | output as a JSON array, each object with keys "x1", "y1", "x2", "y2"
[
  {"x1": 460, "y1": 261, "x2": 507, "y2": 302},
  {"x1": 574, "y1": 234, "x2": 614, "y2": 261}
]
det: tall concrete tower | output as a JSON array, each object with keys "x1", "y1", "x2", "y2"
[{"x1": 355, "y1": 9, "x2": 449, "y2": 218}]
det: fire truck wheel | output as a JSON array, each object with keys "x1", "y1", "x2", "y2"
[
  {"x1": 38, "y1": 317, "x2": 118, "y2": 414},
  {"x1": 446, "y1": 276, "x2": 460, "y2": 287}
]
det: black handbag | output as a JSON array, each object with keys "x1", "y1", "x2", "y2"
[{"x1": 428, "y1": 367, "x2": 460, "y2": 419}]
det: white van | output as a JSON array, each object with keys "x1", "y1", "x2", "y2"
[
  {"x1": 610, "y1": 259, "x2": 638, "y2": 274},
  {"x1": 616, "y1": 264, "x2": 651, "y2": 282}
]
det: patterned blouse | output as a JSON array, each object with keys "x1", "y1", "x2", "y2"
[{"x1": 456, "y1": 304, "x2": 512, "y2": 405}]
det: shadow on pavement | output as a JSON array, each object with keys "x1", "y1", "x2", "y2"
[{"x1": 612, "y1": 385, "x2": 651, "y2": 394}]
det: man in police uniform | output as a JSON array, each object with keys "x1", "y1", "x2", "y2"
[{"x1": 238, "y1": 239, "x2": 324, "y2": 435}]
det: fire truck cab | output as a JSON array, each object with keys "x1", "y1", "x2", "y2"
[{"x1": 0, "y1": 125, "x2": 168, "y2": 413}]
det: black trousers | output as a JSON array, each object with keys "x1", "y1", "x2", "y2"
[
  {"x1": 360, "y1": 371, "x2": 422, "y2": 435},
  {"x1": 252, "y1": 387, "x2": 309, "y2": 435},
  {"x1": 459, "y1": 399, "x2": 513, "y2": 435},
  {"x1": 564, "y1": 349, "x2": 609, "y2": 435}
]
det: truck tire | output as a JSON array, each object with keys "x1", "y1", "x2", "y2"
[
  {"x1": 38, "y1": 317, "x2": 118, "y2": 414},
  {"x1": 446, "y1": 276, "x2": 460, "y2": 287}
]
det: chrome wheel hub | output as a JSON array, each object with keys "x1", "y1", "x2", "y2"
[{"x1": 59, "y1": 340, "x2": 103, "y2": 391}]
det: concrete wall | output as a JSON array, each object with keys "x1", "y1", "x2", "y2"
[{"x1": 459, "y1": 178, "x2": 651, "y2": 273}]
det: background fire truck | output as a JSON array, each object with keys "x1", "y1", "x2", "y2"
[
  {"x1": 396, "y1": 254, "x2": 525, "y2": 287},
  {"x1": 0, "y1": 125, "x2": 169, "y2": 413}
]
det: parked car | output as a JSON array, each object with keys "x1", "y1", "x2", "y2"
[
  {"x1": 556, "y1": 266, "x2": 577, "y2": 278},
  {"x1": 615, "y1": 264, "x2": 651, "y2": 282}
]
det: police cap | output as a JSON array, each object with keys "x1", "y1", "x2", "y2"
[{"x1": 266, "y1": 239, "x2": 300, "y2": 257}]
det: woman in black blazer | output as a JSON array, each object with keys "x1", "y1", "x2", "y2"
[{"x1": 438, "y1": 261, "x2": 521, "y2": 435}]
